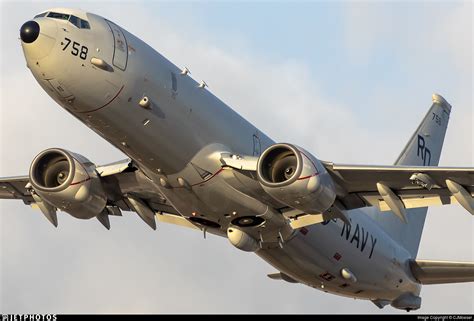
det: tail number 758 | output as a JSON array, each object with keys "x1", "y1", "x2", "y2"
[{"x1": 62, "y1": 37, "x2": 88, "y2": 60}]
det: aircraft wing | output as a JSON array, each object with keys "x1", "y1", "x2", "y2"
[
  {"x1": 0, "y1": 160, "x2": 195, "y2": 230},
  {"x1": 221, "y1": 155, "x2": 473, "y2": 224},
  {"x1": 323, "y1": 163, "x2": 474, "y2": 219},
  {"x1": 0, "y1": 176, "x2": 34, "y2": 204}
]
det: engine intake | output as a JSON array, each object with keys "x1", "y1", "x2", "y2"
[
  {"x1": 257, "y1": 143, "x2": 336, "y2": 214},
  {"x1": 30, "y1": 149, "x2": 75, "y2": 191},
  {"x1": 29, "y1": 148, "x2": 107, "y2": 219},
  {"x1": 258, "y1": 144, "x2": 302, "y2": 186}
]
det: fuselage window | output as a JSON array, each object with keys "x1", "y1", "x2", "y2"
[
  {"x1": 34, "y1": 12, "x2": 48, "y2": 18},
  {"x1": 47, "y1": 12, "x2": 70, "y2": 20}
]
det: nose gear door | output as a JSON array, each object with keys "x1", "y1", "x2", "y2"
[{"x1": 105, "y1": 20, "x2": 128, "y2": 71}]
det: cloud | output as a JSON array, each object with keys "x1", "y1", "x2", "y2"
[{"x1": 342, "y1": 2, "x2": 472, "y2": 74}]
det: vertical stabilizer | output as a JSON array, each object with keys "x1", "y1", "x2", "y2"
[
  {"x1": 395, "y1": 94, "x2": 451, "y2": 166},
  {"x1": 369, "y1": 94, "x2": 451, "y2": 257}
]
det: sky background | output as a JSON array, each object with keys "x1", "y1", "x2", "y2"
[{"x1": 0, "y1": 0, "x2": 472, "y2": 314}]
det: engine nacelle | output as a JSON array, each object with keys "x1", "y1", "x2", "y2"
[
  {"x1": 256, "y1": 143, "x2": 336, "y2": 214},
  {"x1": 29, "y1": 148, "x2": 107, "y2": 219}
]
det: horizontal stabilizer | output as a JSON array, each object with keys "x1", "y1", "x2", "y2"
[{"x1": 409, "y1": 259, "x2": 474, "y2": 284}]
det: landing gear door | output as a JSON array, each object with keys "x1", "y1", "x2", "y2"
[{"x1": 106, "y1": 20, "x2": 128, "y2": 71}]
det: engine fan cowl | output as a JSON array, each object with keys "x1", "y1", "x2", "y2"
[
  {"x1": 256, "y1": 143, "x2": 336, "y2": 214},
  {"x1": 29, "y1": 148, "x2": 106, "y2": 219}
]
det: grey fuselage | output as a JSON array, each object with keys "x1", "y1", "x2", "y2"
[{"x1": 21, "y1": 9, "x2": 421, "y2": 304}]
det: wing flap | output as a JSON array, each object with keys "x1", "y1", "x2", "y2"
[
  {"x1": 156, "y1": 212, "x2": 200, "y2": 230},
  {"x1": 324, "y1": 163, "x2": 474, "y2": 215},
  {"x1": 409, "y1": 260, "x2": 474, "y2": 284},
  {"x1": 359, "y1": 189, "x2": 458, "y2": 211}
]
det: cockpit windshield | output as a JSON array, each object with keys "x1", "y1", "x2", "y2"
[
  {"x1": 47, "y1": 12, "x2": 70, "y2": 20},
  {"x1": 38, "y1": 11, "x2": 91, "y2": 29}
]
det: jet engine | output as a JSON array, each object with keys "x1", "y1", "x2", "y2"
[
  {"x1": 256, "y1": 143, "x2": 336, "y2": 214},
  {"x1": 29, "y1": 148, "x2": 107, "y2": 219}
]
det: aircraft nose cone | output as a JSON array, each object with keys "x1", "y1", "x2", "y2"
[{"x1": 20, "y1": 21, "x2": 40, "y2": 43}]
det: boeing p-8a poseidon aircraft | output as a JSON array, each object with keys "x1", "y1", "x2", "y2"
[{"x1": 2, "y1": 8, "x2": 473, "y2": 312}]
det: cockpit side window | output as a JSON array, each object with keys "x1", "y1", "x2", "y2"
[
  {"x1": 68, "y1": 15, "x2": 91, "y2": 29},
  {"x1": 69, "y1": 15, "x2": 81, "y2": 28},
  {"x1": 80, "y1": 20, "x2": 90, "y2": 29},
  {"x1": 47, "y1": 12, "x2": 70, "y2": 20},
  {"x1": 34, "y1": 12, "x2": 48, "y2": 18}
]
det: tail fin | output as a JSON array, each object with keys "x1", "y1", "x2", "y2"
[
  {"x1": 370, "y1": 94, "x2": 452, "y2": 257},
  {"x1": 395, "y1": 93, "x2": 451, "y2": 166}
]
